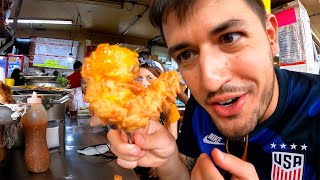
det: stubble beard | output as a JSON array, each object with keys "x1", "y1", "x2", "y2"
[{"x1": 218, "y1": 67, "x2": 275, "y2": 140}]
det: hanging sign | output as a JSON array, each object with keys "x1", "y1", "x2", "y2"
[
  {"x1": 273, "y1": 1, "x2": 315, "y2": 73},
  {"x1": 33, "y1": 37, "x2": 79, "y2": 69}
]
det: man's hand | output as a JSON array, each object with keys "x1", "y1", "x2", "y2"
[
  {"x1": 191, "y1": 148, "x2": 259, "y2": 180},
  {"x1": 107, "y1": 120, "x2": 177, "y2": 169}
]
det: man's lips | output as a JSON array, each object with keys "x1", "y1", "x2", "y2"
[
  {"x1": 207, "y1": 92, "x2": 246, "y2": 104},
  {"x1": 209, "y1": 94, "x2": 247, "y2": 117}
]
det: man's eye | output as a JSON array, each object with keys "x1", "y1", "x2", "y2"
[
  {"x1": 147, "y1": 77, "x2": 154, "y2": 80},
  {"x1": 221, "y1": 33, "x2": 241, "y2": 44},
  {"x1": 177, "y1": 50, "x2": 195, "y2": 61}
]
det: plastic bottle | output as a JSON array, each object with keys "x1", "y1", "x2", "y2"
[
  {"x1": 22, "y1": 91, "x2": 50, "y2": 173},
  {"x1": 0, "y1": 67, "x2": 5, "y2": 82}
]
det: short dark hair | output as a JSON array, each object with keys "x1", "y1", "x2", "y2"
[
  {"x1": 149, "y1": 0, "x2": 266, "y2": 41},
  {"x1": 139, "y1": 51, "x2": 151, "y2": 60},
  {"x1": 73, "y1": 61, "x2": 82, "y2": 70}
]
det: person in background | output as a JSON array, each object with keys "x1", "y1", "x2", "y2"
[
  {"x1": 177, "y1": 74, "x2": 189, "y2": 105},
  {"x1": 67, "y1": 61, "x2": 82, "y2": 88},
  {"x1": 136, "y1": 59, "x2": 180, "y2": 139},
  {"x1": 72, "y1": 76, "x2": 89, "y2": 111},
  {"x1": 107, "y1": 0, "x2": 320, "y2": 179},
  {"x1": 134, "y1": 59, "x2": 181, "y2": 180},
  {"x1": 10, "y1": 68, "x2": 25, "y2": 86},
  {"x1": 140, "y1": 51, "x2": 189, "y2": 105},
  {"x1": 52, "y1": 69, "x2": 60, "y2": 76},
  {"x1": 139, "y1": 51, "x2": 152, "y2": 60}
]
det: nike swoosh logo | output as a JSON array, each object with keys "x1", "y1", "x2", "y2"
[{"x1": 203, "y1": 135, "x2": 225, "y2": 145}]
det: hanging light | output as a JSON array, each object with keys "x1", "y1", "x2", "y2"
[
  {"x1": 67, "y1": 13, "x2": 80, "y2": 63},
  {"x1": 67, "y1": 53, "x2": 74, "y2": 62}
]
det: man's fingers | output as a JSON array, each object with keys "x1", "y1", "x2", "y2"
[
  {"x1": 107, "y1": 121, "x2": 176, "y2": 169},
  {"x1": 211, "y1": 148, "x2": 259, "y2": 179},
  {"x1": 107, "y1": 129, "x2": 142, "y2": 160},
  {"x1": 89, "y1": 115, "x2": 103, "y2": 126},
  {"x1": 117, "y1": 158, "x2": 138, "y2": 169},
  {"x1": 192, "y1": 153, "x2": 224, "y2": 180},
  {"x1": 120, "y1": 129, "x2": 131, "y2": 142},
  {"x1": 133, "y1": 120, "x2": 174, "y2": 151}
]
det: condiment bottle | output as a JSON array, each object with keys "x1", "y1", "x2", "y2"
[{"x1": 22, "y1": 91, "x2": 50, "y2": 173}]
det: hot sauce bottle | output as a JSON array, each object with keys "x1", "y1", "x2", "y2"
[{"x1": 22, "y1": 91, "x2": 50, "y2": 173}]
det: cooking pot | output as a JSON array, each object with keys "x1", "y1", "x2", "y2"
[{"x1": 13, "y1": 93, "x2": 70, "y2": 121}]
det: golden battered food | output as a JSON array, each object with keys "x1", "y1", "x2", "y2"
[
  {"x1": 114, "y1": 175, "x2": 122, "y2": 180},
  {"x1": 0, "y1": 81, "x2": 15, "y2": 103},
  {"x1": 82, "y1": 44, "x2": 181, "y2": 132}
]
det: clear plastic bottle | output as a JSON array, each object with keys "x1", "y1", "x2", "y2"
[{"x1": 22, "y1": 91, "x2": 50, "y2": 173}]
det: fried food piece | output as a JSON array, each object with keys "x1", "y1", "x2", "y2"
[
  {"x1": 114, "y1": 175, "x2": 122, "y2": 180},
  {"x1": 82, "y1": 44, "x2": 181, "y2": 132},
  {"x1": 0, "y1": 81, "x2": 15, "y2": 104}
]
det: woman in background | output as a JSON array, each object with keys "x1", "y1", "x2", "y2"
[
  {"x1": 136, "y1": 59, "x2": 180, "y2": 139},
  {"x1": 134, "y1": 59, "x2": 180, "y2": 180},
  {"x1": 72, "y1": 76, "x2": 89, "y2": 110},
  {"x1": 69, "y1": 76, "x2": 90, "y2": 118}
]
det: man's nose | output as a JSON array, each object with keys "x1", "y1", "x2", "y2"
[{"x1": 199, "y1": 47, "x2": 232, "y2": 92}]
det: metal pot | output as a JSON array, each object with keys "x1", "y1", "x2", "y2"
[{"x1": 13, "y1": 93, "x2": 71, "y2": 121}]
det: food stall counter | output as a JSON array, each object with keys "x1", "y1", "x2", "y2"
[{"x1": 0, "y1": 116, "x2": 138, "y2": 180}]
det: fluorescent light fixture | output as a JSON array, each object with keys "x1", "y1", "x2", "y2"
[
  {"x1": 16, "y1": 38, "x2": 31, "y2": 42},
  {"x1": 7, "y1": 19, "x2": 73, "y2": 25},
  {"x1": 67, "y1": 53, "x2": 74, "y2": 62}
]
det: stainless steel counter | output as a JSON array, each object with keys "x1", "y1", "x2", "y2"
[{"x1": 0, "y1": 116, "x2": 138, "y2": 180}]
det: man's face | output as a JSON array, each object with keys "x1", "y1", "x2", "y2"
[{"x1": 164, "y1": 0, "x2": 279, "y2": 139}]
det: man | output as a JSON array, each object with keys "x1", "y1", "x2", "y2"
[
  {"x1": 107, "y1": 0, "x2": 320, "y2": 179},
  {"x1": 67, "y1": 60, "x2": 82, "y2": 88}
]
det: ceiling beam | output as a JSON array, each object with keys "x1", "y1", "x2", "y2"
[{"x1": 12, "y1": 0, "x2": 23, "y2": 32}]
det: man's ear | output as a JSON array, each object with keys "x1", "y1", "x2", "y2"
[{"x1": 265, "y1": 14, "x2": 280, "y2": 56}]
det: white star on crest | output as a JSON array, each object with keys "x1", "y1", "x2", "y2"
[
  {"x1": 301, "y1": 144, "x2": 308, "y2": 151},
  {"x1": 290, "y1": 143, "x2": 297, "y2": 150},
  {"x1": 270, "y1": 142, "x2": 276, "y2": 149},
  {"x1": 280, "y1": 143, "x2": 287, "y2": 149}
]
